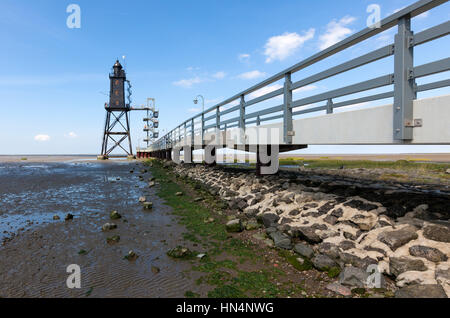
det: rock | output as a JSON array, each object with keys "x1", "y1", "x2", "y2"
[
  {"x1": 143, "y1": 202, "x2": 153, "y2": 210},
  {"x1": 389, "y1": 257, "x2": 427, "y2": 277},
  {"x1": 269, "y1": 231, "x2": 292, "y2": 250},
  {"x1": 330, "y1": 208, "x2": 344, "y2": 218},
  {"x1": 288, "y1": 209, "x2": 301, "y2": 216},
  {"x1": 339, "y1": 266, "x2": 369, "y2": 288},
  {"x1": 422, "y1": 224, "x2": 450, "y2": 243},
  {"x1": 151, "y1": 266, "x2": 160, "y2": 274},
  {"x1": 311, "y1": 254, "x2": 338, "y2": 271},
  {"x1": 102, "y1": 223, "x2": 117, "y2": 232},
  {"x1": 194, "y1": 197, "x2": 203, "y2": 202},
  {"x1": 339, "y1": 240, "x2": 356, "y2": 251},
  {"x1": 339, "y1": 252, "x2": 377, "y2": 269},
  {"x1": 106, "y1": 235, "x2": 120, "y2": 244},
  {"x1": 139, "y1": 196, "x2": 147, "y2": 203},
  {"x1": 395, "y1": 284, "x2": 447, "y2": 298},
  {"x1": 196, "y1": 253, "x2": 207, "y2": 259},
  {"x1": 446, "y1": 168, "x2": 450, "y2": 174},
  {"x1": 318, "y1": 202, "x2": 336, "y2": 215},
  {"x1": 377, "y1": 225, "x2": 418, "y2": 251},
  {"x1": 148, "y1": 181, "x2": 155, "y2": 187},
  {"x1": 409, "y1": 245, "x2": 448, "y2": 263},
  {"x1": 317, "y1": 242, "x2": 340, "y2": 261},
  {"x1": 326, "y1": 283, "x2": 352, "y2": 296},
  {"x1": 176, "y1": 192, "x2": 183, "y2": 196},
  {"x1": 53, "y1": 215, "x2": 60, "y2": 220},
  {"x1": 124, "y1": 250, "x2": 138, "y2": 261},
  {"x1": 294, "y1": 226, "x2": 322, "y2": 244},
  {"x1": 65, "y1": 213, "x2": 74, "y2": 221},
  {"x1": 293, "y1": 243, "x2": 314, "y2": 259},
  {"x1": 260, "y1": 213, "x2": 280, "y2": 228},
  {"x1": 350, "y1": 214, "x2": 377, "y2": 231},
  {"x1": 110, "y1": 211, "x2": 122, "y2": 220},
  {"x1": 244, "y1": 208, "x2": 259, "y2": 218},
  {"x1": 245, "y1": 220, "x2": 260, "y2": 231},
  {"x1": 344, "y1": 200, "x2": 378, "y2": 212},
  {"x1": 323, "y1": 215, "x2": 338, "y2": 225},
  {"x1": 167, "y1": 246, "x2": 192, "y2": 259},
  {"x1": 226, "y1": 219, "x2": 243, "y2": 233}
]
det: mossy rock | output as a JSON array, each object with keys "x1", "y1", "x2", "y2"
[
  {"x1": 167, "y1": 246, "x2": 192, "y2": 259},
  {"x1": 226, "y1": 219, "x2": 243, "y2": 233},
  {"x1": 110, "y1": 211, "x2": 122, "y2": 220},
  {"x1": 327, "y1": 267, "x2": 341, "y2": 278},
  {"x1": 107, "y1": 235, "x2": 120, "y2": 244}
]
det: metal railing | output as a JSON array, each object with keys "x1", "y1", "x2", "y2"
[{"x1": 152, "y1": 0, "x2": 450, "y2": 151}]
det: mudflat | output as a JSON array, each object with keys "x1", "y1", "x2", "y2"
[{"x1": 0, "y1": 160, "x2": 202, "y2": 297}]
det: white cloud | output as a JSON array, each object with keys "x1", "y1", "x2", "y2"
[
  {"x1": 293, "y1": 85, "x2": 318, "y2": 94},
  {"x1": 237, "y1": 70, "x2": 267, "y2": 80},
  {"x1": 264, "y1": 29, "x2": 315, "y2": 63},
  {"x1": 212, "y1": 71, "x2": 226, "y2": 79},
  {"x1": 249, "y1": 84, "x2": 283, "y2": 99},
  {"x1": 188, "y1": 107, "x2": 200, "y2": 113},
  {"x1": 173, "y1": 77, "x2": 203, "y2": 88},
  {"x1": 319, "y1": 16, "x2": 356, "y2": 50},
  {"x1": 34, "y1": 134, "x2": 50, "y2": 142},
  {"x1": 65, "y1": 132, "x2": 77, "y2": 138},
  {"x1": 238, "y1": 53, "x2": 251, "y2": 62}
]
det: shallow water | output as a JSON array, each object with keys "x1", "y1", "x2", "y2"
[{"x1": 0, "y1": 161, "x2": 202, "y2": 298}]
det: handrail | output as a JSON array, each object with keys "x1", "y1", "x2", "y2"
[{"x1": 152, "y1": 0, "x2": 449, "y2": 150}]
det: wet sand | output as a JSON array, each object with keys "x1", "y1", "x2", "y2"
[{"x1": 0, "y1": 160, "x2": 202, "y2": 297}]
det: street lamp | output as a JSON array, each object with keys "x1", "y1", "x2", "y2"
[{"x1": 193, "y1": 95, "x2": 205, "y2": 113}]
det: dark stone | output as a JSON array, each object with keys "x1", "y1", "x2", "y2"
[
  {"x1": 389, "y1": 257, "x2": 427, "y2": 277},
  {"x1": 293, "y1": 227, "x2": 323, "y2": 244},
  {"x1": 377, "y1": 225, "x2": 418, "y2": 251},
  {"x1": 339, "y1": 240, "x2": 356, "y2": 251},
  {"x1": 293, "y1": 243, "x2": 314, "y2": 259},
  {"x1": 261, "y1": 213, "x2": 280, "y2": 228},
  {"x1": 289, "y1": 209, "x2": 301, "y2": 216},
  {"x1": 344, "y1": 200, "x2": 378, "y2": 212},
  {"x1": 303, "y1": 212, "x2": 320, "y2": 218},
  {"x1": 395, "y1": 284, "x2": 447, "y2": 298},
  {"x1": 340, "y1": 252, "x2": 377, "y2": 269},
  {"x1": 312, "y1": 254, "x2": 338, "y2": 271},
  {"x1": 409, "y1": 245, "x2": 448, "y2": 263},
  {"x1": 324, "y1": 215, "x2": 338, "y2": 225},
  {"x1": 339, "y1": 266, "x2": 369, "y2": 288},
  {"x1": 269, "y1": 231, "x2": 292, "y2": 250},
  {"x1": 317, "y1": 242, "x2": 340, "y2": 261},
  {"x1": 318, "y1": 202, "x2": 336, "y2": 215},
  {"x1": 330, "y1": 208, "x2": 344, "y2": 218},
  {"x1": 364, "y1": 246, "x2": 387, "y2": 256},
  {"x1": 422, "y1": 224, "x2": 450, "y2": 243}
]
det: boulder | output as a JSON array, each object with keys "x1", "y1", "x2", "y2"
[
  {"x1": 389, "y1": 257, "x2": 427, "y2": 277},
  {"x1": 422, "y1": 224, "x2": 450, "y2": 243},
  {"x1": 293, "y1": 243, "x2": 314, "y2": 259},
  {"x1": 65, "y1": 213, "x2": 74, "y2": 221},
  {"x1": 260, "y1": 213, "x2": 280, "y2": 228},
  {"x1": 324, "y1": 215, "x2": 338, "y2": 225},
  {"x1": 311, "y1": 254, "x2": 338, "y2": 271},
  {"x1": 269, "y1": 231, "x2": 292, "y2": 250},
  {"x1": 226, "y1": 219, "x2": 244, "y2": 233},
  {"x1": 102, "y1": 223, "x2": 117, "y2": 231},
  {"x1": 339, "y1": 252, "x2": 377, "y2": 269},
  {"x1": 339, "y1": 240, "x2": 356, "y2": 251},
  {"x1": 377, "y1": 225, "x2": 418, "y2": 251},
  {"x1": 124, "y1": 250, "x2": 138, "y2": 261},
  {"x1": 110, "y1": 211, "x2": 121, "y2": 220},
  {"x1": 395, "y1": 284, "x2": 447, "y2": 298},
  {"x1": 339, "y1": 266, "x2": 369, "y2": 288},
  {"x1": 344, "y1": 200, "x2": 378, "y2": 212},
  {"x1": 409, "y1": 245, "x2": 448, "y2": 263},
  {"x1": 294, "y1": 226, "x2": 323, "y2": 244}
]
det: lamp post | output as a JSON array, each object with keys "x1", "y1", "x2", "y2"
[{"x1": 193, "y1": 95, "x2": 205, "y2": 113}]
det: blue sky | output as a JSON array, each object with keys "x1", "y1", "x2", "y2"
[{"x1": 0, "y1": 0, "x2": 449, "y2": 155}]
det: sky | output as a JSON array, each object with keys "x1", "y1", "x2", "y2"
[{"x1": 0, "y1": 0, "x2": 449, "y2": 155}]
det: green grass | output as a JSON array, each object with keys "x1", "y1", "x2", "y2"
[
  {"x1": 144, "y1": 159, "x2": 312, "y2": 298},
  {"x1": 278, "y1": 158, "x2": 449, "y2": 174}
]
